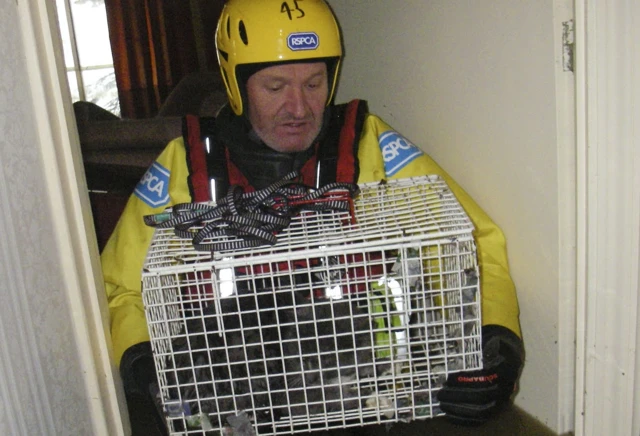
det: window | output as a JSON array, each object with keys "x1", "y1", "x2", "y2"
[{"x1": 56, "y1": 0, "x2": 120, "y2": 116}]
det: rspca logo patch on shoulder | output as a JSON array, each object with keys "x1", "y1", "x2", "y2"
[
  {"x1": 134, "y1": 162, "x2": 170, "y2": 208},
  {"x1": 379, "y1": 131, "x2": 424, "y2": 177},
  {"x1": 287, "y1": 32, "x2": 319, "y2": 51}
]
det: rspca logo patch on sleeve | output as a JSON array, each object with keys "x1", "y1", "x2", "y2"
[
  {"x1": 134, "y1": 162, "x2": 170, "y2": 208},
  {"x1": 379, "y1": 131, "x2": 424, "y2": 177}
]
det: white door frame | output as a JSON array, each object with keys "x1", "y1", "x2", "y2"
[
  {"x1": 574, "y1": 0, "x2": 640, "y2": 435},
  {"x1": 17, "y1": 0, "x2": 127, "y2": 434}
]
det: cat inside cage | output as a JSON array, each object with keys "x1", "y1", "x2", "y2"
[{"x1": 162, "y1": 265, "x2": 393, "y2": 434}]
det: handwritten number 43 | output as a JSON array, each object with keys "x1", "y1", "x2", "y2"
[{"x1": 281, "y1": 0, "x2": 305, "y2": 20}]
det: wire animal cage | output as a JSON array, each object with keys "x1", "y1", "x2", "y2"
[{"x1": 142, "y1": 175, "x2": 482, "y2": 435}]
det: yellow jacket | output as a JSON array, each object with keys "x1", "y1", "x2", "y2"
[{"x1": 102, "y1": 112, "x2": 521, "y2": 366}]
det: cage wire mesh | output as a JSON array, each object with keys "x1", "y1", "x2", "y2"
[{"x1": 142, "y1": 175, "x2": 483, "y2": 435}]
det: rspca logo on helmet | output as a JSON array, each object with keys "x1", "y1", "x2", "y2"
[
  {"x1": 379, "y1": 131, "x2": 424, "y2": 177},
  {"x1": 134, "y1": 162, "x2": 170, "y2": 208},
  {"x1": 287, "y1": 32, "x2": 319, "y2": 51}
]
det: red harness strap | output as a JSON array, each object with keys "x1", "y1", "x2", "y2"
[
  {"x1": 224, "y1": 150, "x2": 253, "y2": 193},
  {"x1": 184, "y1": 114, "x2": 211, "y2": 202},
  {"x1": 335, "y1": 99, "x2": 362, "y2": 184}
]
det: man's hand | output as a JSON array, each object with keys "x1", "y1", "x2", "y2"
[
  {"x1": 437, "y1": 325, "x2": 524, "y2": 425},
  {"x1": 120, "y1": 341, "x2": 157, "y2": 399},
  {"x1": 120, "y1": 342, "x2": 169, "y2": 435}
]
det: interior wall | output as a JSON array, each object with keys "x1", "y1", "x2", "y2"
[{"x1": 330, "y1": 1, "x2": 566, "y2": 431}]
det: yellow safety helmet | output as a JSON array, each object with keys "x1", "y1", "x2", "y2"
[{"x1": 215, "y1": 0, "x2": 343, "y2": 116}]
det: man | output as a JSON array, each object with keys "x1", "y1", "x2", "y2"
[{"x1": 102, "y1": 0, "x2": 524, "y2": 431}]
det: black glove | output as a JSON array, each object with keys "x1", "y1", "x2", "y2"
[
  {"x1": 437, "y1": 325, "x2": 524, "y2": 425},
  {"x1": 120, "y1": 342, "x2": 168, "y2": 435},
  {"x1": 120, "y1": 341, "x2": 157, "y2": 398}
]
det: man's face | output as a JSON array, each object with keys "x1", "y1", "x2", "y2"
[{"x1": 245, "y1": 62, "x2": 329, "y2": 153}]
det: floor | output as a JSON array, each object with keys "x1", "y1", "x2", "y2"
[
  {"x1": 320, "y1": 406, "x2": 560, "y2": 436},
  {"x1": 127, "y1": 398, "x2": 560, "y2": 436}
]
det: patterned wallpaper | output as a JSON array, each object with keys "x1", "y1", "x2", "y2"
[{"x1": 0, "y1": 2, "x2": 94, "y2": 435}]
